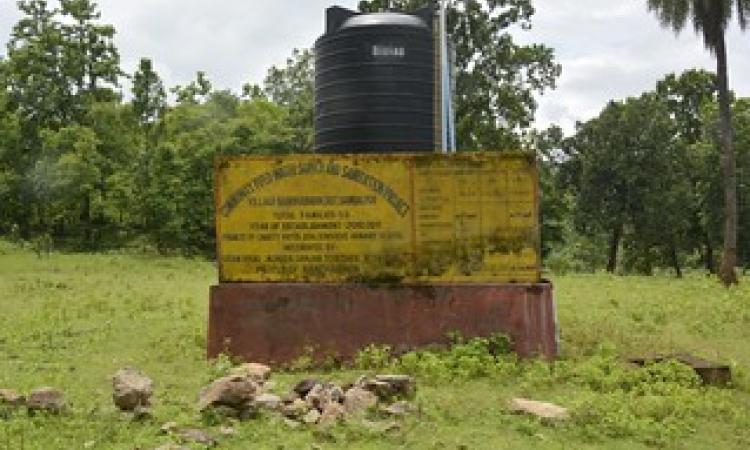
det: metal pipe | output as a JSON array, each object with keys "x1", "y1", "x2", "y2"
[{"x1": 440, "y1": 1, "x2": 449, "y2": 153}]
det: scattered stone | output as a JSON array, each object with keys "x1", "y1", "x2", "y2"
[
  {"x1": 0, "y1": 389, "x2": 24, "y2": 407},
  {"x1": 280, "y1": 398, "x2": 309, "y2": 420},
  {"x1": 305, "y1": 383, "x2": 344, "y2": 411},
  {"x1": 133, "y1": 404, "x2": 154, "y2": 421},
  {"x1": 154, "y1": 444, "x2": 189, "y2": 450},
  {"x1": 343, "y1": 387, "x2": 377, "y2": 417},
  {"x1": 198, "y1": 375, "x2": 259, "y2": 412},
  {"x1": 26, "y1": 388, "x2": 64, "y2": 414},
  {"x1": 318, "y1": 402, "x2": 345, "y2": 428},
  {"x1": 509, "y1": 398, "x2": 569, "y2": 422},
  {"x1": 229, "y1": 363, "x2": 272, "y2": 382},
  {"x1": 160, "y1": 421, "x2": 180, "y2": 434},
  {"x1": 380, "y1": 401, "x2": 417, "y2": 417},
  {"x1": 362, "y1": 419, "x2": 401, "y2": 434},
  {"x1": 283, "y1": 417, "x2": 301, "y2": 429},
  {"x1": 303, "y1": 408, "x2": 321, "y2": 425},
  {"x1": 364, "y1": 375, "x2": 416, "y2": 400},
  {"x1": 254, "y1": 393, "x2": 282, "y2": 411},
  {"x1": 112, "y1": 367, "x2": 154, "y2": 411},
  {"x1": 178, "y1": 428, "x2": 217, "y2": 447},
  {"x1": 219, "y1": 426, "x2": 237, "y2": 436},
  {"x1": 293, "y1": 379, "x2": 320, "y2": 398}
]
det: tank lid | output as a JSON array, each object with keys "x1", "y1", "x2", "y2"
[
  {"x1": 324, "y1": 6, "x2": 433, "y2": 34},
  {"x1": 341, "y1": 12, "x2": 430, "y2": 30}
]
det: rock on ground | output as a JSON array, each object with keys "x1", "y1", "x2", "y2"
[
  {"x1": 343, "y1": 387, "x2": 377, "y2": 417},
  {"x1": 363, "y1": 375, "x2": 416, "y2": 400},
  {"x1": 380, "y1": 401, "x2": 417, "y2": 417},
  {"x1": 229, "y1": 363, "x2": 272, "y2": 382},
  {"x1": 280, "y1": 398, "x2": 309, "y2": 420},
  {"x1": 26, "y1": 388, "x2": 64, "y2": 414},
  {"x1": 254, "y1": 393, "x2": 282, "y2": 411},
  {"x1": 293, "y1": 379, "x2": 320, "y2": 398},
  {"x1": 305, "y1": 382, "x2": 344, "y2": 412},
  {"x1": 509, "y1": 398, "x2": 569, "y2": 421},
  {"x1": 178, "y1": 428, "x2": 217, "y2": 447},
  {"x1": 112, "y1": 367, "x2": 154, "y2": 411},
  {"x1": 198, "y1": 375, "x2": 259, "y2": 412},
  {"x1": 154, "y1": 444, "x2": 189, "y2": 450},
  {"x1": 303, "y1": 408, "x2": 321, "y2": 425},
  {"x1": 318, "y1": 402, "x2": 345, "y2": 428},
  {"x1": 0, "y1": 389, "x2": 25, "y2": 407}
]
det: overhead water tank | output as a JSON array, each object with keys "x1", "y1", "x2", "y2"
[{"x1": 314, "y1": 6, "x2": 436, "y2": 153}]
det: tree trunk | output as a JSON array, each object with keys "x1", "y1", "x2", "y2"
[
  {"x1": 670, "y1": 244, "x2": 682, "y2": 278},
  {"x1": 704, "y1": 231, "x2": 716, "y2": 274},
  {"x1": 716, "y1": 32, "x2": 739, "y2": 286},
  {"x1": 607, "y1": 224, "x2": 622, "y2": 273}
]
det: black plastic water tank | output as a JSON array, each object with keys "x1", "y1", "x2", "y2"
[{"x1": 314, "y1": 6, "x2": 435, "y2": 153}]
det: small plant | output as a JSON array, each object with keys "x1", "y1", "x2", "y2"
[
  {"x1": 354, "y1": 344, "x2": 393, "y2": 370},
  {"x1": 206, "y1": 352, "x2": 234, "y2": 381}
]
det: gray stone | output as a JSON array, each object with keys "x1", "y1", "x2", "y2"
[
  {"x1": 229, "y1": 363, "x2": 272, "y2": 382},
  {"x1": 160, "y1": 421, "x2": 179, "y2": 434},
  {"x1": 305, "y1": 382, "x2": 344, "y2": 411},
  {"x1": 219, "y1": 426, "x2": 237, "y2": 436},
  {"x1": 154, "y1": 444, "x2": 189, "y2": 450},
  {"x1": 380, "y1": 401, "x2": 417, "y2": 417},
  {"x1": 293, "y1": 379, "x2": 320, "y2": 398},
  {"x1": 178, "y1": 428, "x2": 217, "y2": 447},
  {"x1": 280, "y1": 398, "x2": 309, "y2": 420},
  {"x1": 303, "y1": 408, "x2": 321, "y2": 425},
  {"x1": 368, "y1": 375, "x2": 416, "y2": 399},
  {"x1": 254, "y1": 393, "x2": 282, "y2": 411},
  {"x1": 26, "y1": 388, "x2": 64, "y2": 414},
  {"x1": 198, "y1": 375, "x2": 259, "y2": 411},
  {"x1": 343, "y1": 387, "x2": 377, "y2": 417},
  {"x1": 283, "y1": 417, "x2": 301, "y2": 429},
  {"x1": 0, "y1": 389, "x2": 24, "y2": 407},
  {"x1": 509, "y1": 398, "x2": 569, "y2": 422},
  {"x1": 362, "y1": 419, "x2": 401, "y2": 434},
  {"x1": 318, "y1": 402, "x2": 345, "y2": 428},
  {"x1": 112, "y1": 368, "x2": 154, "y2": 411}
]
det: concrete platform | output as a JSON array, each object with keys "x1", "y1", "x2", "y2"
[{"x1": 207, "y1": 283, "x2": 558, "y2": 364}]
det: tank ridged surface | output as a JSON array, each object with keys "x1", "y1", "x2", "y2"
[{"x1": 314, "y1": 7, "x2": 435, "y2": 153}]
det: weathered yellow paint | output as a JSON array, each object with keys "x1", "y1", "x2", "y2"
[{"x1": 215, "y1": 153, "x2": 540, "y2": 283}]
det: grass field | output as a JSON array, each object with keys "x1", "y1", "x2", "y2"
[{"x1": 1, "y1": 240, "x2": 749, "y2": 449}]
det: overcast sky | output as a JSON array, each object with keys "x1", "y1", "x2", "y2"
[{"x1": 1, "y1": 0, "x2": 748, "y2": 133}]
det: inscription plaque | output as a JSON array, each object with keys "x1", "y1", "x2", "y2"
[{"x1": 215, "y1": 153, "x2": 540, "y2": 283}]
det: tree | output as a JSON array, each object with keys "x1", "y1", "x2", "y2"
[
  {"x1": 59, "y1": 0, "x2": 121, "y2": 102},
  {"x1": 171, "y1": 71, "x2": 212, "y2": 105},
  {"x1": 568, "y1": 95, "x2": 685, "y2": 275},
  {"x1": 656, "y1": 69, "x2": 719, "y2": 272},
  {"x1": 647, "y1": 0, "x2": 750, "y2": 285},
  {"x1": 131, "y1": 58, "x2": 166, "y2": 128},
  {"x1": 6, "y1": 0, "x2": 67, "y2": 128},
  {"x1": 262, "y1": 48, "x2": 314, "y2": 152},
  {"x1": 359, "y1": 0, "x2": 561, "y2": 149}
]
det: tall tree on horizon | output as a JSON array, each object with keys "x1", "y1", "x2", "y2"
[{"x1": 646, "y1": 0, "x2": 750, "y2": 286}]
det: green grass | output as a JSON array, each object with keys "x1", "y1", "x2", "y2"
[{"x1": 0, "y1": 240, "x2": 749, "y2": 449}]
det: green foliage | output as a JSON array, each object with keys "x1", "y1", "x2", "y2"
[
  {"x1": 354, "y1": 344, "x2": 395, "y2": 370},
  {"x1": 262, "y1": 48, "x2": 314, "y2": 152},
  {"x1": 0, "y1": 247, "x2": 749, "y2": 448},
  {"x1": 358, "y1": 0, "x2": 561, "y2": 149}
]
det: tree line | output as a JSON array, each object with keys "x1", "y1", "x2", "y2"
[{"x1": 0, "y1": 0, "x2": 747, "y2": 278}]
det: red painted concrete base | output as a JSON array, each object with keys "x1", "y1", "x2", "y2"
[{"x1": 207, "y1": 283, "x2": 558, "y2": 364}]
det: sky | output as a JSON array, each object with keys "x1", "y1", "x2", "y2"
[{"x1": 1, "y1": 0, "x2": 748, "y2": 133}]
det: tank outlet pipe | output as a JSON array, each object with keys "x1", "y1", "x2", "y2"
[{"x1": 439, "y1": 1, "x2": 457, "y2": 153}]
